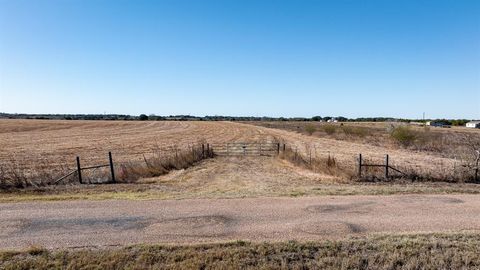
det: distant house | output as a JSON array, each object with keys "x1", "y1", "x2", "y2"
[
  {"x1": 466, "y1": 121, "x2": 480, "y2": 129},
  {"x1": 327, "y1": 118, "x2": 338, "y2": 123}
]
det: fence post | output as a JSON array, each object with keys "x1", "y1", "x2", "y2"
[
  {"x1": 385, "y1": 154, "x2": 389, "y2": 179},
  {"x1": 358, "y1": 154, "x2": 362, "y2": 178},
  {"x1": 207, "y1": 143, "x2": 210, "y2": 157},
  {"x1": 76, "y1": 156, "x2": 83, "y2": 184},
  {"x1": 202, "y1": 144, "x2": 205, "y2": 158},
  {"x1": 283, "y1": 144, "x2": 286, "y2": 152},
  {"x1": 109, "y1": 151, "x2": 116, "y2": 183},
  {"x1": 277, "y1": 143, "x2": 280, "y2": 155}
]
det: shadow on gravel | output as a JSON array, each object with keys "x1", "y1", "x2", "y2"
[
  {"x1": 145, "y1": 215, "x2": 235, "y2": 238},
  {"x1": 306, "y1": 201, "x2": 376, "y2": 214}
]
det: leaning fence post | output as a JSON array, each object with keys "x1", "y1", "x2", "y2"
[
  {"x1": 475, "y1": 166, "x2": 478, "y2": 183},
  {"x1": 109, "y1": 152, "x2": 116, "y2": 183},
  {"x1": 358, "y1": 154, "x2": 362, "y2": 178},
  {"x1": 385, "y1": 154, "x2": 389, "y2": 179},
  {"x1": 76, "y1": 156, "x2": 83, "y2": 184}
]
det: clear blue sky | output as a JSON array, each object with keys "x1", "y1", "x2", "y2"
[{"x1": 1, "y1": 0, "x2": 479, "y2": 119}]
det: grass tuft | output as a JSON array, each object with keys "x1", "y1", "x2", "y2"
[{"x1": 1, "y1": 233, "x2": 479, "y2": 269}]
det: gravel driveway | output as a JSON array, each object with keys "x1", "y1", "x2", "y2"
[{"x1": 1, "y1": 194, "x2": 480, "y2": 249}]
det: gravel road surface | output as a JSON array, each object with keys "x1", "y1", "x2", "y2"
[{"x1": 1, "y1": 195, "x2": 479, "y2": 249}]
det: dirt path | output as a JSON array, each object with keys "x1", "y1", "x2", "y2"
[{"x1": 1, "y1": 194, "x2": 479, "y2": 249}]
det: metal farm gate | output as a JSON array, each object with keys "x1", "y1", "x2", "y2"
[{"x1": 211, "y1": 142, "x2": 280, "y2": 156}]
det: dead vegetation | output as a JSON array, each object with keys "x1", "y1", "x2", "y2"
[
  {"x1": 0, "y1": 143, "x2": 213, "y2": 190},
  {"x1": 276, "y1": 139, "x2": 479, "y2": 183},
  {"x1": 0, "y1": 158, "x2": 71, "y2": 189},
  {"x1": 277, "y1": 143, "x2": 354, "y2": 180},
  {"x1": 250, "y1": 121, "x2": 480, "y2": 159},
  {"x1": 1, "y1": 119, "x2": 479, "y2": 192},
  {"x1": 1, "y1": 233, "x2": 479, "y2": 269},
  {"x1": 117, "y1": 143, "x2": 214, "y2": 181}
]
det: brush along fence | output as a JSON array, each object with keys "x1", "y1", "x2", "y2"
[
  {"x1": 356, "y1": 153, "x2": 479, "y2": 182},
  {"x1": 53, "y1": 143, "x2": 214, "y2": 185},
  {"x1": 357, "y1": 154, "x2": 406, "y2": 180},
  {"x1": 54, "y1": 152, "x2": 116, "y2": 185}
]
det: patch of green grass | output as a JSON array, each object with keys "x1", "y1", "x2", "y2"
[{"x1": 1, "y1": 233, "x2": 479, "y2": 269}]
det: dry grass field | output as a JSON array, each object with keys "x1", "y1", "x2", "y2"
[
  {"x1": 250, "y1": 121, "x2": 480, "y2": 179},
  {"x1": 1, "y1": 120, "x2": 479, "y2": 269},
  {"x1": 0, "y1": 119, "x2": 478, "y2": 191}
]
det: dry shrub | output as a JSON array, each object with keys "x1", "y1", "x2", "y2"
[
  {"x1": 322, "y1": 124, "x2": 337, "y2": 135},
  {"x1": 117, "y1": 143, "x2": 214, "y2": 182},
  {"x1": 341, "y1": 126, "x2": 370, "y2": 138},
  {"x1": 390, "y1": 126, "x2": 417, "y2": 146},
  {"x1": 304, "y1": 124, "x2": 316, "y2": 135}
]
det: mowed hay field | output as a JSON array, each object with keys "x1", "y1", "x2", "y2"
[
  {"x1": 0, "y1": 119, "x2": 274, "y2": 169},
  {"x1": 0, "y1": 119, "x2": 465, "y2": 179}
]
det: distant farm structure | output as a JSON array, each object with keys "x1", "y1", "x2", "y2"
[
  {"x1": 426, "y1": 121, "x2": 451, "y2": 128},
  {"x1": 466, "y1": 121, "x2": 480, "y2": 129}
]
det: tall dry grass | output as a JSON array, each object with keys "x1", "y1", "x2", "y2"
[
  {"x1": 0, "y1": 143, "x2": 214, "y2": 190},
  {"x1": 277, "y1": 143, "x2": 355, "y2": 179},
  {"x1": 277, "y1": 140, "x2": 479, "y2": 183},
  {"x1": 117, "y1": 143, "x2": 213, "y2": 181},
  {"x1": 0, "y1": 156, "x2": 71, "y2": 189}
]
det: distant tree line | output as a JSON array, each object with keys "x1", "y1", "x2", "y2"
[{"x1": 0, "y1": 113, "x2": 474, "y2": 126}]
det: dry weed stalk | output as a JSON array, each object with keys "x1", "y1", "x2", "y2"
[
  {"x1": 278, "y1": 142, "x2": 354, "y2": 179},
  {"x1": 116, "y1": 142, "x2": 213, "y2": 182}
]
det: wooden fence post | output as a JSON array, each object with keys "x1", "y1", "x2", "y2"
[
  {"x1": 283, "y1": 144, "x2": 286, "y2": 152},
  {"x1": 76, "y1": 156, "x2": 83, "y2": 184},
  {"x1": 202, "y1": 144, "x2": 205, "y2": 158},
  {"x1": 277, "y1": 143, "x2": 280, "y2": 155},
  {"x1": 385, "y1": 154, "x2": 389, "y2": 179},
  {"x1": 109, "y1": 152, "x2": 116, "y2": 183},
  {"x1": 358, "y1": 154, "x2": 362, "y2": 178},
  {"x1": 207, "y1": 143, "x2": 210, "y2": 157}
]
